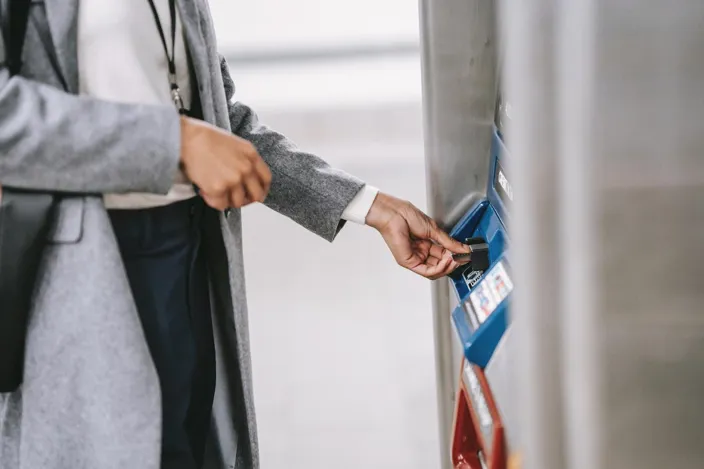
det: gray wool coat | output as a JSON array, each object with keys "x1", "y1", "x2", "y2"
[{"x1": 0, "y1": 1, "x2": 364, "y2": 468}]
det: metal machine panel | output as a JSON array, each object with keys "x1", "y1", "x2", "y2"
[
  {"x1": 419, "y1": 1, "x2": 499, "y2": 466},
  {"x1": 484, "y1": 329, "x2": 518, "y2": 453},
  {"x1": 503, "y1": 1, "x2": 704, "y2": 468},
  {"x1": 486, "y1": 131, "x2": 511, "y2": 226},
  {"x1": 445, "y1": 125, "x2": 513, "y2": 370}
]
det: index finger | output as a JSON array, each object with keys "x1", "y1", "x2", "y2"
[{"x1": 429, "y1": 225, "x2": 470, "y2": 254}]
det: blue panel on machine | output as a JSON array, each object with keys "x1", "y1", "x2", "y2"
[
  {"x1": 452, "y1": 258, "x2": 513, "y2": 368},
  {"x1": 448, "y1": 126, "x2": 514, "y2": 368}
]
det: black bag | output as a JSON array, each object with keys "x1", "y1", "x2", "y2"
[{"x1": 0, "y1": 0, "x2": 58, "y2": 392}]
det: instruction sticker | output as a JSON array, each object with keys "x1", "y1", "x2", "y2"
[
  {"x1": 486, "y1": 261, "x2": 513, "y2": 304},
  {"x1": 494, "y1": 161, "x2": 513, "y2": 207},
  {"x1": 464, "y1": 298, "x2": 480, "y2": 331},
  {"x1": 468, "y1": 260, "x2": 513, "y2": 324},
  {"x1": 464, "y1": 362, "x2": 494, "y2": 446},
  {"x1": 469, "y1": 281, "x2": 498, "y2": 323}
]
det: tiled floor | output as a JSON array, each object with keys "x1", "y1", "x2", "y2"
[{"x1": 240, "y1": 104, "x2": 442, "y2": 469}]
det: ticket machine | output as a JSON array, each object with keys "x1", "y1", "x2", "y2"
[
  {"x1": 447, "y1": 101, "x2": 514, "y2": 369},
  {"x1": 447, "y1": 95, "x2": 519, "y2": 469},
  {"x1": 418, "y1": 0, "x2": 511, "y2": 465}
]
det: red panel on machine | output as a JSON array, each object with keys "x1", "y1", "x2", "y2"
[{"x1": 451, "y1": 359, "x2": 507, "y2": 469}]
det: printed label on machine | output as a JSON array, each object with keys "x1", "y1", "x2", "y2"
[
  {"x1": 467, "y1": 282, "x2": 498, "y2": 323},
  {"x1": 494, "y1": 161, "x2": 513, "y2": 207},
  {"x1": 468, "y1": 260, "x2": 513, "y2": 324},
  {"x1": 479, "y1": 452, "x2": 490, "y2": 469},
  {"x1": 486, "y1": 262, "x2": 513, "y2": 301},
  {"x1": 463, "y1": 268, "x2": 485, "y2": 290},
  {"x1": 463, "y1": 362, "x2": 494, "y2": 448}
]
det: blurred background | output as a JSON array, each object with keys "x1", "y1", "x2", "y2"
[
  {"x1": 208, "y1": 2, "x2": 439, "y2": 468},
  {"x1": 204, "y1": 1, "x2": 704, "y2": 469}
]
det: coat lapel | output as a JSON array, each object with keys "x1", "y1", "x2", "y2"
[
  {"x1": 176, "y1": 0, "x2": 215, "y2": 124},
  {"x1": 43, "y1": 0, "x2": 80, "y2": 93}
]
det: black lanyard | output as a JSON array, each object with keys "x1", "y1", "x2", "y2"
[{"x1": 146, "y1": 0, "x2": 186, "y2": 113}]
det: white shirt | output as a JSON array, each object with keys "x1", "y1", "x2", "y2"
[{"x1": 77, "y1": 0, "x2": 377, "y2": 224}]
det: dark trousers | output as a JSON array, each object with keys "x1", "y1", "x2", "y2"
[{"x1": 109, "y1": 198, "x2": 216, "y2": 469}]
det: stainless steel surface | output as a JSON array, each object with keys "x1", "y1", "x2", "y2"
[
  {"x1": 593, "y1": 2, "x2": 704, "y2": 467},
  {"x1": 419, "y1": 0, "x2": 498, "y2": 229},
  {"x1": 504, "y1": 1, "x2": 704, "y2": 468},
  {"x1": 501, "y1": 0, "x2": 566, "y2": 468},
  {"x1": 418, "y1": 1, "x2": 498, "y2": 466},
  {"x1": 557, "y1": 2, "x2": 601, "y2": 468},
  {"x1": 428, "y1": 280, "x2": 456, "y2": 469},
  {"x1": 483, "y1": 329, "x2": 518, "y2": 450}
]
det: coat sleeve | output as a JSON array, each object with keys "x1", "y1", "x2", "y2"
[
  {"x1": 0, "y1": 29, "x2": 181, "y2": 195},
  {"x1": 219, "y1": 56, "x2": 366, "y2": 242}
]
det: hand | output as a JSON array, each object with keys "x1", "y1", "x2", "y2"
[
  {"x1": 179, "y1": 116, "x2": 272, "y2": 210},
  {"x1": 366, "y1": 193, "x2": 470, "y2": 280}
]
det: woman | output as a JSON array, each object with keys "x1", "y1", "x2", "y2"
[{"x1": 0, "y1": 1, "x2": 468, "y2": 468}]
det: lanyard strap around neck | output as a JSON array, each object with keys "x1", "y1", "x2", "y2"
[{"x1": 146, "y1": 0, "x2": 185, "y2": 112}]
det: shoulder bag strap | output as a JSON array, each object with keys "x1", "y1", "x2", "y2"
[{"x1": 4, "y1": 0, "x2": 33, "y2": 76}]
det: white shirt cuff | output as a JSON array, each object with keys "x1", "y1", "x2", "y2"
[{"x1": 341, "y1": 185, "x2": 379, "y2": 225}]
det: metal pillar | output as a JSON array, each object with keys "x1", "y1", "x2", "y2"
[
  {"x1": 500, "y1": 1, "x2": 567, "y2": 468},
  {"x1": 418, "y1": 1, "x2": 498, "y2": 467},
  {"x1": 586, "y1": 2, "x2": 704, "y2": 467},
  {"x1": 505, "y1": 1, "x2": 704, "y2": 468}
]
